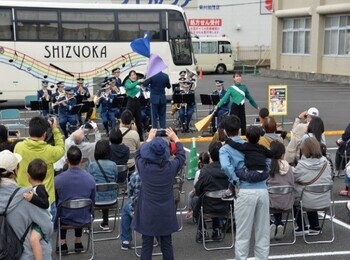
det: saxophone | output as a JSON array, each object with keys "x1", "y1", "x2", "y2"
[{"x1": 171, "y1": 103, "x2": 180, "y2": 116}]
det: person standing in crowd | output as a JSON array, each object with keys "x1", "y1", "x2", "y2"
[
  {"x1": 0, "y1": 124, "x2": 19, "y2": 152},
  {"x1": 132, "y1": 128, "x2": 186, "y2": 259},
  {"x1": 143, "y1": 71, "x2": 171, "y2": 129},
  {"x1": 57, "y1": 87, "x2": 78, "y2": 138},
  {"x1": 94, "y1": 83, "x2": 117, "y2": 136},
  {"x1": 285, "y1": 107, "x2": 319, "y2": 165},
  {"x1": 0, "y1": 150, "x2": 53, "y2": 259},
  {"x1": 219, "y1": 115, "x2": 270, "y2": 260},
  {"x1": 73, "y1": 78, "x2": 92, "y2": 125},
  {"x1": 88, "y1": 140, "x2": 118, "y2": 230},
  {"x1": 124, "y1": 70, "x2": 145, "y2": 141},
  {"x1": 112, "y1": 67, "x2": 122, "y2": 87},
  {"x1": 52, "y1": 81, "x2": 65, "y2": 116},
  {"x1": 55, "y1": 146, "x2": 96, "y2": 254},
  {"x1": 37, "y1": 80, "x2": 52, "y2": 117},
  {"x1": 215, "y1": 72, "x2": 259, "y2": 136},
  {"x1": 178, "y1": 81, "x2": 195, "y2": 133},
  {"x1": 14, "y1": 116, "x2": 65, "y2": 219},
  {"x1": 211, "y1": 80, "x2": 229, "y2": 133}
]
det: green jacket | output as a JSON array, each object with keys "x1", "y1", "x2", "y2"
[
  {"x1": 217, "y1": 83, "x2": 258, "y2": 109},
  {"x1": 125, "y1": 78, "x2": 142, "y2": 98},
  {"x1": 14, "y1": 127, "x2": 65, "y2": 204}
]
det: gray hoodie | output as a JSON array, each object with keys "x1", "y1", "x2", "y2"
[{"x1": 0, "y1": 179, "x2": 53, "y2": 260}]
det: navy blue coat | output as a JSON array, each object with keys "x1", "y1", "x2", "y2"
[
  {"x1": 132, "y1": 142, "x2": 186, "y2": 236},
  {"x1": 144, "y1": 72, "x2": 171, "y2": 105}
]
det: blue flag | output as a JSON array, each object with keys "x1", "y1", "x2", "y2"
[{"x1": 130, "y1": 33, "x2": 150, "y2": 58}]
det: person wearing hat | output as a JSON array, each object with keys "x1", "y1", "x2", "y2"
[
  {"x1": 284, "y1": 107, "x2": 320, "y2": 165},
  {"x1": 132, "y1": 128, "x2": 186, "y2": 259},
  {"x1": 0, "y1": 150, "x2": 53, "y2": 259},
  {"x1": 73, "y1": 78, "x2": 92, "y2": 125},
  {"x1": 52, "y1": 81, "x2": 65, "y2": 115},
  {"x1": 210, "y1": 80, "x2": 229, "y2": 133},
  {"x1": 112, "y1": 67, "x2": 122, "y2": 87},
  {"x1": 143, "y1": 71, "x2": 171, "y2": 129},
  {"x1": 37, "y1": 80, "x2": 52, "y2": 117},
  {"x1": 57, "y1": 87, "x2": 78, "y2": 138},
  {"x1": 94, "y1": 82, "x2": 117, "y2": 136},
  {"x1": 215, "y1": 72, "x2": 259, "y2": 136},
  {"x1": 178, "y1": 80, "x2": 195, "y2": 133},
  {"x1": 179, "y1": 70, "x2": 186, "y2": 82}
]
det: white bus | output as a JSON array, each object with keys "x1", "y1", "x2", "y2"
[
  {"x1": 192, "y1": 37, "x2": 234, "y2": 74},
  {"x1": 0, "y1": 1, "x2": 196, "y2": 105}
]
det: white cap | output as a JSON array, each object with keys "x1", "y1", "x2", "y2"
[
  {"x1": 0, "y1": 150, "x2": 22, "y2": 174},
  {"x1": 306, "y1": 107, "x2": 319, "y2": 117}
]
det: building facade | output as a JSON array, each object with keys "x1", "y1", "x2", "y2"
[{"x1": 271, "y1": 0, "x2": 350, "y2": 77}]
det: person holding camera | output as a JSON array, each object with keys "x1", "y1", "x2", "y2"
[{"x1": 132, "y1": 128, "x2": 186, "y2": 259}]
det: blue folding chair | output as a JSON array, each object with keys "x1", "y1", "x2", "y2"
[{"x1": 0, "y1": 109, "x2": 26, "y2": 132}]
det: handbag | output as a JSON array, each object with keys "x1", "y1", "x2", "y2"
[{"x1": 298, "y1": 162, "x2": 327, "y2": 186}]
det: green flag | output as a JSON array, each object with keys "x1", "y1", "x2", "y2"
[{"x1": 187, "y1": 137, "x2": 198, "y2": 180}]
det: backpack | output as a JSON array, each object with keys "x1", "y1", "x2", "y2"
[{"x1": 0, "y1": 188, "x2": 30, "y2": 260}]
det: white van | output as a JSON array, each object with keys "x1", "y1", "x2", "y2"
[{"x1": 192, "y1": 37, "x2": 234, "y2": 74}]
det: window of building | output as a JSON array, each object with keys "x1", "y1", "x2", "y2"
[
  {"x1": 0, "y1": 9, "x2": 13, "y2": 40},
  {"x1": 282, "y1": 17, "x2": 311, "y2": 54},
  {"x1": 324, "y1": 15, "x2": 350, "y2": 55}
]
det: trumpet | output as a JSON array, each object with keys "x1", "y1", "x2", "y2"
[
  {"x1": 93, "y1": 91, "x2": 108, "y2": 105},
  {"x1": 42, "y1": 89, "x2": 50, "y2": 101},
  {"x1": 55, "y1": 92, "x2": 66, "y2": 100}
]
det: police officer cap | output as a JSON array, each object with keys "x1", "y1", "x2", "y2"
[
  {"x1": 112, "y1": 67, "x2": 120, "y2": 73},
  {"x1": 215, "y1": 80, "x2": 224, "y2": 86},
  {"x1": 57, "y1": 81, "x2": 65, "y2": 87},
  {"x1": 107, "y1": 76, "x2": 116, "y2": 83},
  {"x1": 41, "y1": 80, "x2": 49, "y2": 85},
  {"x1": 183, "y1": 81, "x2": 192, "y2": 88},
  {"x1": 179, "y1": 70, "x2": 186, "y2": 77},
  {"x1": 64, "y1": 87, "x2": 74, "y2": 94},
  {"x1": 77, "y1": 78, "x2": 84, "y2": 84}
]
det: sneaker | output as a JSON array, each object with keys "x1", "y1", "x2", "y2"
[
  {"x1": 121, "y1": 241, "x2": 131, "y2": 251},
  {"x1": 56, "y1": 243, "x2": 68, "y2": 254},
  {"x1": 308, "y1": 226, "x2": 321, "y2": 236},
  {"x1": 99, "y1": 223, "x2": 110, "y2": 231},
  {"x1": 74, "y1": 242, "x2": 84, "y2": 253},
  {"x1": 196, "y1": 229, "x2": 209, "y2": 242},
  {"x1": 212, "y1": 228, "x2": 222, "y2": 241},
  {"x1": 295, "y1": 226, "x2": 309, "y2": 237},
  {"x1": 275, "y1": 225, "x2": 284, "y2": 240},
  {"x1": 270, "y1": 224, "x2": 276, "y2": 240}
]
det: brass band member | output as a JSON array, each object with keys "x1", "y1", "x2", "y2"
[
  {"x1": 51, "y1": 81, "x2": 65, "y2": 115},
  {"x1": 58, "y1": 87, "x2": 77, "y2": 138},
  {"x1": 178, "y1": 81, "x2": 195, "y2": 133},
  {"x1": 73, "y1": 78, "x2": 92, "y2": 125},
  {"x1": 37, "y1": 80, "x2": 52, "y2": 117},
  {"x1": 211, "y1": 80, "x2": 230, "y2": 133}
]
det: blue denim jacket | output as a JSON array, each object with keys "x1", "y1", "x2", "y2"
[
  {"x1": 88, "y1": 160, "x2": 118, "y2": 202},
  {"x1": 220, "y1": 136, "x2": 267, "y2": 189}
]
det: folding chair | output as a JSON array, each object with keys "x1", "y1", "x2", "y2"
[
  {"x1": 268, "y1": 185, "x2": 296, "y2": 246},
  {"x1": 57, "y1": 199, "x2": 94, "y2": 260},
  {"x1": 0, "y1": 109, "x2": 26, "y2": 131},
  {"x1": 93, "y1": 182, "x2": 120, "y2": 242},
  {"x1": 117, "y1": 164, "x2": 129, "y2": 210},
  {"x1": 299, "y1": 183, "x2": 335, "y2": 244},
  {"x1": 174, "y1": 167, "x2": 186, "y2": 231},
  {"x1": 24, "y1": 95, "x2": 38, "y2": 122},
  {"x1": 198, "y1": 190, "x2": 235, "y2": 251}
]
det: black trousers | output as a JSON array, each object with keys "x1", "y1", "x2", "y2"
[
  {"x1": 127, "y1": 97, "x2": 144, "y2": 141},
  {"x1": 230, "y1": 103, "x2": 246, "y2": 136}
]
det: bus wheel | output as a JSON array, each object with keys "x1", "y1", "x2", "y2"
[{"x1": 216, "y1": 64, "x2": 226, "y2": 74}]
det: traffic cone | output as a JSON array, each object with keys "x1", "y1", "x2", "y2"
[
  {"x1": 198, "y1": 68, "x2": 203, "y2": 80},
  {"x1": 187, "y1": 137, "x2": 198, "y2": 180}
]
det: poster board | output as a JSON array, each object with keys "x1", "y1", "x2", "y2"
[{"x1": 268, "y1": 85, "x2": 288, "y2": 116}]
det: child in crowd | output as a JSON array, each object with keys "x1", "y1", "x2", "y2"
[
  {"x1": 267, "y1": 141, "x2": 294, "y2": 240},
  {"x1": 186, "y1": 152, "x2": 210, "y2": 219},
  {"x1": 23, "y1": 159, "x2": 50, "y2": 260},
  {"x1": 223, "y1": 125, "x2": 272, "y2": 198}
]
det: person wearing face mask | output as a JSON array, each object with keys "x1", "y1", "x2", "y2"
[{"x1": 210, "y1": 80, "x2": 229, "y2": 133}]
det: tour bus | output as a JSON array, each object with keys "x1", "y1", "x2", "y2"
[
  {"x1": 0, "y1": 1, "x2": 196, "y2": 105},
  {"x1": 192, "y1": 37, "x2": 234, "y2": 74}
]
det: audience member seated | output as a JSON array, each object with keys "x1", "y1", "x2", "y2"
[
  {"x1": 293, "y1": 137, "x2": 332, "y2": 236},
  {"x1": 267, "y1": 141, "x2": 294, "y2": 240},
  {"x1": 336, "y1": 123, "x2": 350, "y2": 195},
  {"x1": 285, "y1": 107, "x2": 319, "y2": 165},
  {"x1": 109, "y1": 127, "x2": 130, "y2": 167},
  {"x1": 120, "y1": 170, "x2": 141, "y2": 250},
  {"x1": 55, "y1": 146, "x2": 96, "y2": 254},
  {"x1": 258, "y1": 117, "x2": 283, "y2": 149},
  {"x1": 0, "y1": 150, "x2": 53, "y2": 259},
  {"x1": 88, "y1": 140, "x2": 118, "y2": 231},
  {"x1": 193, "y1": 141, "x2": 230, "y2": 242},
  {"x1": 65, "y1": 121, "x2": 101, "y2": 163},
  {"x1": 0, "y1": 124, "x2": 19, "y2": 152},
  {"x1": 300, "y1": 116, "x2": 326, "y2": 145},
  {"x1": 119, "y1": 110, "x2": 141, "y2": 173}
]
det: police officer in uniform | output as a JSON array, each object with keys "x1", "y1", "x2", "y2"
[
  {"x1": 37, "y1": 80, "x2": 52, "y2": 117},
  {"x1": 51, "y1": 81, "x2": 65, "y2": 116},
  {"x1": 178, "y1": 81, "x2": 195, "y2": 133},
  {"x1": 58, "y1": 87, "x2": 78, "y2": 138},
  {"x1": 73, "y1": 78, "x2": 92, "y2": 125},
  {"x1": 211, "y1": 80, "x2": 229, "y2": 133}
]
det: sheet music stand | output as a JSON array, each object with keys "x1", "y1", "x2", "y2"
[
  {"x1": 173, "y1": 93, "x2": 195, "y2": 104},
  {"x1": 30, "y1": 101, "x2": 49, "y2": 111},
  {"x1": 80, "y1": 101, "x2": 94, "y2": 114},
  {"x1": 199, "y1": 94, "x2": 220, "y2": 106},
  {"x1": 139, "y1": 96, "x2": 150, "y2": 107},
  {"x1": 111, "y1": 95, "x2": 127, "y2": 108},
  {"x1": 70, "y1": 104, "x2": 84, "y2": 115}
]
